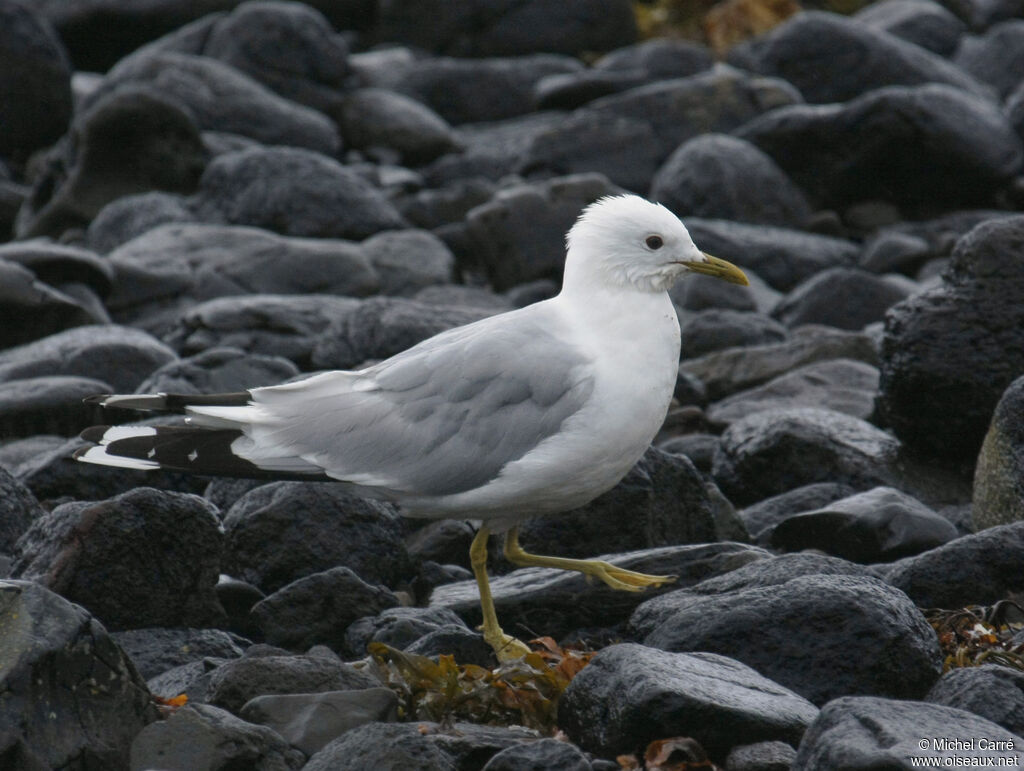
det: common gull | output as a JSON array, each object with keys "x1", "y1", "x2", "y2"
[{"x1": 76, "y1": 194, "x2": 748, "y2": 660}]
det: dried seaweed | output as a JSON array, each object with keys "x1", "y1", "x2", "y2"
[
  {"x1": 925, "y1": 601, "x2": 1024, "y2": 673},
  {"x1": 367, "y1": 637, "x2": 595, "y2": 734}
]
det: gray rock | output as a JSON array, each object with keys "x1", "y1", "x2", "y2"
[
  {"x1": 147, "y1": 658, "x2": 226, "y2": 706},
  {"x1": 397, "y1": 177, "x2": 497, "y2": 230},
  {"x1": 730, "y1": 10, "x2": 989, "y2": 104},
  {"x1": 206, "y1": 649, "x2": 379, "y2": 715},
  {"x1": 0, "y1": 465, "x2": 44, "y2": 552},
  {"x1": 111, "y1": 627, "x2": 247, "y2": 680},
  {"x1": 101, "y1": 50, "x2": 339, "y2": 154},
  {"x1": 375, "y1": 0, "x2": 636, "y2": 58},
  {"x1": 129, "y1": 703, "x2": 304, "y2": 771},
  {"x1": 86, "y1": 191, "x2": 196, "y2": 253},
  {"x1": 684, "y1": 219, "x2": 858, "y2": 292},
  {"x1": 925, "y1": 665, "x2": 1024, "y2": 736},
  {"x1": 12, "y1": 487, "x2": 225, "y2": 631},
  {"x1": 708, "y1": 359, "x2": 879, "y2": 424},
  {"x1": 137, "y1": 347, "x2": 298, "y2": 395},
  {"x1": 859, "y1": 230, "x2": 933, "y2": 275},
  {"x1": 651, "y1": 134, "x2": 812, "y2": 228},
  {"x1": 0, "y1": 324, "x2": 176, "y2": 393},
  {"x1": 405, "y1": 520, "x2": 475, "y2": 568},
  {"x1": 560, "y1": 643, "x2": 818, "y2": 759},
  {"x1": 0, "y1": 0, "x2": 72, "y2": 163},
  {"x1": 167, "y1": 294, "x2": 361, "y2": 370},
  {"x1": 594, "y1": 38, "x2": 715, "y2": 78},
  {"x1": 0, "y1": 375, "x2": 112, "y2": 440},
  {"x1": 725, "y1": 741, "x2": 797, "y2": 771},
  {"x1": 192, "y1": 146, "x2": 406, "y2": 239},
  {"x1": 682, "y1": 327, "x2": 878, "y2": 401},
  {"x1": 772, "y1": 268, "x2": 913, "y2": 330},
  {"x1": 680, "y1": 310, "x2": 786, "y2": 361},
  {"x1": 463, "y1": 174, "x2": 621, "y2": 291},
  {"x1": 106, "y1": 223, "x2": 378, "y2": 322},
  {"x1": 878, "y1": 521, "x2": 1024, "y2": 607},
  {"x1": 16, "y1": 86, "x2": 206, "y2": 240},
  {"x1": 533, "y1": 69, "x2": 657, "y2": 111},
  {"x1": 658, "y1": 433, "x2": 719, "y2": 472},
  {"x1": 739, "y1": 483, "x2": 859, "y2": 544},
  {"x1": 431, "y1": 542, "x2": 769, "y2": 642},
  {"x1": 222, "y1": 481, "x2": 412, "y2": 593},
  {"x1": 361, "y1": 228, "x2": 455, "y2": 296},
  {"x1": 482, "y1": 738, "x2": 593, "y2": 771},
  {"x1": 0, "y1": 240, "x2": 113, "y2": 299},
  {"x1": 240, "y1": 688, "x2": 398, "y2": 756},
  {"x1": 791, "y1": 696, "x2": 1024, "y2": 769},
  {"x1": 771, "y1": 486, "x2": 958, "y2": 562},
  {"x1": 637, "y1": 574, "x2": 942, "y2": 705},
  {"x1": 877, "y1": 216, "x2": 1024, "y2": 460},
  {"x1": 0, "y1": 580, "x2": 158, "y2": 770},
  {"x1": 252, "y1": 567, "x2": 399, "y2": 654},
  {"x1": 388, "y1": 54, "x2": 582, "y2": 124},
  {"x1": 336, "y1": 88, "x2": 457, "y2": 165},
  {"x1": 712, "y1": 407, "x2": 899, "y2": 506},
  {"x1": 303, "y1": 720, "x2": 536, "y2": 771},
  {"x1": 855, "y1": 0, "x2": 967, "y2": 55},
  {"x1": 737, "y1": 84, "x2": 1022, "y2": 209},
  {"x1": 955, "y1": 20, "x2": 1024, "y2": 97},
  {"x1": 311, "y1": 296, "x2": 498, "y2": 370},
  {"x1": 345, "y1": 606, "x2": 470, "y2": 656},
  {"x1": 973, "y1": 375, "x2": 1024, "y2": 529},
  {"x1": 404, "y1": 625, "x2": 497, "y2": 668}
]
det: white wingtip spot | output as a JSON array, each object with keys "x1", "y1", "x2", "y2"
[
  {"x1": 76, "y1": 446, "x2": 160, "y2": 471},
  {"x1": 99, "y1": 426, "x2": 157, "y2": 445}
]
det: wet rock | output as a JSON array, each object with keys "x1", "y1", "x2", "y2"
[
  {"x1": 877, "y1": 216, "x2": 1024, "y2": 460},
  {"x1": 772, "y1": 268, "x2": 914, "y2": 330},
  {"x1": 404, "y1": 625, "x2": 497, "y2": 668},
  {"x1": 345, "y1": 606, "x2": 471, "y2": 656},
  {"x1": 684, "y1": 219, "x2": 858, "y2": 292},
  {"x1": 682, "y1": 327, "x2": 878, "y2": 401},
  {"x1": 855, "y1": 0, "x2": 967, "y2": 55},
  {"x1": 311, "y1": 296, "x2": 498, "y2": 370},
  {"x1": 770, "y1": 486, "x2": 958, "y2": 562},
  {"x1": 973, "y1": 374, "x2": 1024, "y2": 529},
  {"x1": 925, "y1": 665, "x2": 1024, "y2": 736},
  {"x1": 791, "y1": 696, "x2": 1024, "y2": 768},
  {"x1": 111, "y1": 627, "x2": 246, "y2": 680},
  {"x1": 240, "y1": 688, "x2": 399, "y2": 756},
  {"x1": 651, "y1": 134, "x2": 812, "y2": 228},
  {"x1": 738, "y1": 84, "x2": 1023, "y2": 209},
  {"x1": 206, "y1": 648, "x2": 378, "y2": 715},
  {"x1": 637, "y1": 574, "x2": 942, "y2": 705},
  {"x1": 0, "y1": 0, "x2": 72, "y2": 164},
  {"x1": 222, "y1": 481, "x2": 412, "y2": 593},
  {"x1": 12, "y1": 487, "x2": 225, "y2": 630},
  {"x1": 252, "y1": 567, "x2": 399, "y2": 654},
  {"x1": 192, "y1": 146, "x2": 406, "y2": 239},
  {"x1": 708, "y1": 359, "x2": 879, "y2": 425},
  {"x1": 375, "y1": 0, "x2": 636, "y2": 58},
  {"x1": 712, "y1": 407, "x2": 900, "y2": 506},
  {"x1": 0, "y1": 324, "x2": 176, "y2": 393},
  {"x1": 336, "y1": 88, "x2": 457, "y2": 165},
  {"x1": 730, "y1": 10, "x2": 988, "y2": 104},
  {"x1": 560, "y1": 643, "x2": 818, "y2": 759},
  {"x1": 0, "y1": 580, "x2": 158, "y2": 770},
  {"x1": 17, "y1": 86, "x2": 207, "y2": 240},
  {"x1": 166, "y1": 294, "x2": 360, "y2": 370},
  {"x1": 431, "y1": 542, "x2": 769, "y2": 642},
  {"x1": 877, "y1": 521, "x2": 1024, "y2": 607},
  {"x1": 129, "y1": 703, "x2": 304, "y2": 771}
]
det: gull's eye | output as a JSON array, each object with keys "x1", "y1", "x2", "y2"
[{"x1": 645, "y1": 235, "x2": 664, "y2": 250}]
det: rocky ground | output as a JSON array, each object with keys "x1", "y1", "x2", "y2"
[{"x1": 2, "y1": 0, "x2": 1024, "y2": 769}]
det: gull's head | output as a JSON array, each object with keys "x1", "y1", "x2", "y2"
[{"x1": 565, "y1": 195, "x2": 749, "y2": 292}]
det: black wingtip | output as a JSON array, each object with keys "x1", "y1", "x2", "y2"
[{"x1": 79, "y1": 425, "x2": 109, "y2": 443}]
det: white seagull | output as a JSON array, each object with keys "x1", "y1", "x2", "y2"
[{"x1": 77, "y1": 194, "x2": 749, "y2": 661}]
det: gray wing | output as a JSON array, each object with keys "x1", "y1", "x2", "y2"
[{"x1": 240, "y1": 309, "x2": 595, "y2": 497}]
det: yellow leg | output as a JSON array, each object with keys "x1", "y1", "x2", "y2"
[
  {"x1": 470, "y1": 526, "x2": 531, "y2": 662},
  {"x1": 503, "y1": 526, "x2": 676, "y2": 592}
]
